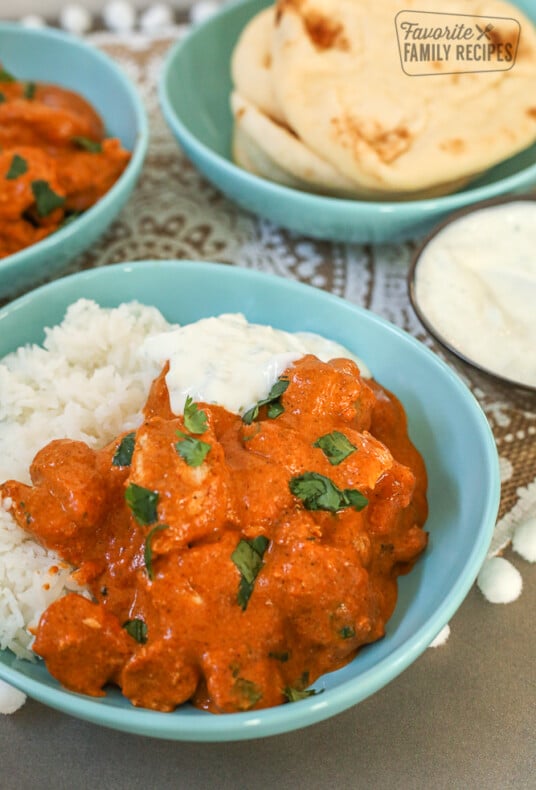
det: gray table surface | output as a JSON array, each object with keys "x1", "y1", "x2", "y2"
[{"x1": 1, "y1": 543, "x2": 533, "y2": 790}]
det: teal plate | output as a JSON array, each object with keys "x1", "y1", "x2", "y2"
[
  {"x1": 0, "y1": 261, "x2": 500, "y2": 740},
  {"x1": 159, "y1": 0, "x2": 536, "y2": 243},
  {"x1": 0, "y1": 23, "x2": 149, "y2": 299}
]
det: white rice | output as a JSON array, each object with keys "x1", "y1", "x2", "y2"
[{"x1": 0, "y1": 299, "x2": 174, "y2": 661}]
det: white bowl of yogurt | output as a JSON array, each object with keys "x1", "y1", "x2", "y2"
[{"x1": 409, "y1": 196, "x2": 536, "y2": 392}]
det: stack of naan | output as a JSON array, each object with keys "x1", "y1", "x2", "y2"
[{"x1": 230, "y1": 0, "x2": 536, "y2": 200}]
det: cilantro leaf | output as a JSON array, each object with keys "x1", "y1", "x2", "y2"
[
  {"x1": 0, "y1": 92, "x2": 5, "y2": 104},
  {"x1": 289, "y1": 472, "x2": 368, "y2": 513},
  {"x1": 144, "y1": 523, "x2": 168, "y2": 581},
  {"x1": 268, "y1": 650, "x2": 290, "y2": 662},
  {"x1": 283, "y1": 686, "x2": 323, "y2": 702},
  {"x1": 24, "y1": 81, "x2": 36, "y2": 100},
  {"x1": 6, "y1": 154, "x2": 27, "y2": 180},
  {"x1": 123, "y1": 618, "x2": 148, "y2": 644},
  {"x1": 183, "y1": 396, "x2": 208, "y2": 434},
  {"x1": 72, "y1": 135, "x2": 103, "y2": 153},
  {"x1": 313, "y1": 431, "x2": 357, "y2": 465},
  {"x1": 344, "y1": 489, "x2": 369, "y2": 509},
  {"x1": 242, "y1": 377, "x2": 289, "y2": 425},
  {"x1": 31, "y1": 180, "x2": 65, "y2": 217},
  {"x1": 339, "y1": 625, "x2": 356, "y2": 639},
  {"x1": 266, "y1": 400, "x2": 285, "y2": 419},
  {"x1": 233, "y1": 677, "x2": 263, "y2": 708},
  {"x1": 0, "y1": 68, "x2": 15, "y2": 83},
  {"x1": 242, "y1": 405, "x2": 260, "y2": 425},
  {"x1": 265, "y1": 377, "x2": 290, "y2": 401},
  {"x1": 125, "y1": 483, "x2": 158, "y2": 525},
  {"x1": 231, "y1": 535, "x2": 270, "y2": 610},
  {"x1": 112, "y1": 432, "x2": 136, "y2": 467},
  {"x1": 175, "y1": 432, "x2": 211, "y2": 467}
]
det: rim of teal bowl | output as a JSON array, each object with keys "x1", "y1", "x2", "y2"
[
  {"x1": 0, "y1": 261, "x2": 500, "y2": 741},
  {"x1": 0, "y1": 23, "x2": 149, "y2": 280},
  {"x1": 158, "y1": 0, "x2": 536, "y2": 221}
]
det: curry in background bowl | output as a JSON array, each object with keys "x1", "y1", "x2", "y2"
[
  {"x1": 0, "y1": 261, "x2": 500, "y2": 740},
  {"x1": 0, "y1": 70, "x2": 131, "y2": 259},
  {"x1": 0, "y1": 23, "x2": 148, "y2": 299}
]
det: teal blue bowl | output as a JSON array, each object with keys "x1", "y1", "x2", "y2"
[
  {"x1": 159, "y1": 0, "x2": 536, "y2": 243},
  {"x1": 0, "y1": 260, "x2": 500, "y2": 740},
  {"x1": 0, "y1": 23, "x2": 148, "y2": 299}
]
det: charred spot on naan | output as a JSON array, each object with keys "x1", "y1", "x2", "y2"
[
  {"x1": 276, "y1": 0, "x2": 349, "y2": 51},
  {"x1": 300, "y1": 11, "x2": 349, "y2": 52},
  {"x1": 439, "y1": 139, "x2": 466, "y2": 155},
  {"x1": 331, "y1": 115, "x2": 413, "y2": 165}
]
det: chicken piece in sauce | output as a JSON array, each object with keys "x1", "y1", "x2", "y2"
[{"x1": 1, "y1": 355, "x2": 428, "y2": 713}]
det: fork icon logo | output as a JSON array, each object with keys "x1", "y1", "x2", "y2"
[{"x1": 476, "y1": 23, "x2": 495, "y2": 40}]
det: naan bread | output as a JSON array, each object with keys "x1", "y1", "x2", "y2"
[
  {"x1": 270, "y1": 0, "x2": 536, "y2": 194},
  {"x1": 232, "y1": 91, "x2": 473, "y2": 199},
  {"x1": 231, "y1": 7, "x2": 286, "y2": 125},
  {"x1": 231, "y1": 91, "x2": 364, "y2": 196}
]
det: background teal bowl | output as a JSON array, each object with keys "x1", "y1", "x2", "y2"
[
  {"x1": 0, "y1": 260, "x2": 500, "y2": 740},
  {"x1": 0, "y1": 23, "x2": 149, "y2": 299},
  {"x1": 159, "y1": 0, "x2": 536, "y2": 244}
]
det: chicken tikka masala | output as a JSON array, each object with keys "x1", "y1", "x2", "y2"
[
  {"x1": 0, "y1": 67, "x2": 130, "y2": 258},
  {"x1": 1, "y1": 355, "x2": 428, "y2": 713}
]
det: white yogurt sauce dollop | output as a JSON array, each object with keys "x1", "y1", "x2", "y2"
[
  {"x1": 140, "y1": 313, "x2": 369, "y2": 416},
  {"x1": 414, "y1": 201, "x2": 536, "y2": 388}
]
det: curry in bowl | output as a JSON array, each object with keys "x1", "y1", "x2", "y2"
[
  {"x1": 0, "y1": 305, "x2": 427, "y2": 713},
  {"x1": 0, "y1": 68, "x2": 130, "y2": 258}
]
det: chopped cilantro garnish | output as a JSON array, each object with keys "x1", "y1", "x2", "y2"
[
  {"x1": 0, "y1": 92, "x2": 5, "y2": 103},
  {"x1": 0, "y1": 68, "x2": 15, "y2": 83},
  {"x1": 24, "y1": 81, "x2": 36, "y2": 100},
  {"x1": 112, "y1": 432, "x2": 136, "y2": 467},
  {"x1": 231, "y1": 535, "x2": 270, "y2": 610},
  {"x1": 339, "y1": 625, "x2": 356, "y2": 639},
  {"x1": 123, "y1": 618, "x2": 148, "y2": 644},
  {"x1": 233, "y1": 677, "x2": 263, "y2": 708},
  {"x1": 266, "y1": 400, "x2": 285, "y2": 419},
  {"x1": 268, "y1": 650, "x2": 290, "y2": 663},
  {"x1": 5, "y1": 154, "x2": 27, "y2": 180},
  {"x1": 183, "y1": 396, "x2": 208, "y2": 434},
  {"x1": 242, "y1": 378, "x2": 289, "y2": 425},
  {"x1": 72, "y1": 135, "x2": 103, "y2": 153},
  {"x1": 175, "y1": 432, "x2": 211, "y2": 467},
  {"x1": 31, "y1": 180, "x2": 65, "y2": 217},
  {"x1": 313, "y1": 431, "x2": 357, "y2": 465},
  {"x1": 289, "y1": 472, "x2": 368, "y2": 513},
  {"x1": 125, "y1": 483, "x2": 159, "y2": 525},
  {"x1": 283, "y1": 686, "x2": 323, "y2": 702}
]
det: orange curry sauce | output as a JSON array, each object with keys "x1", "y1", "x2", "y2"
[
  {"x1": 0, "y1": 69, "x2": 130, "y2": 258},
  {"x1": 1, "y1": 355, "x2": 428, "y2": 713}
]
